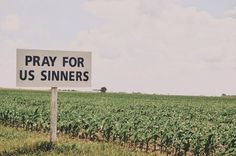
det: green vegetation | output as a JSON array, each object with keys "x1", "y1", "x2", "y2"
[
  {"x1": 0, "y1": 125, "x2": 158, "y2": 156},
  {"x1": 0, "y1": 89, "x2": 236, "y2": 155}
]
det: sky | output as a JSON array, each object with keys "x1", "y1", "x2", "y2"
[{"x1": 1, "y1": 0, "x2": 236, "y2": 96}]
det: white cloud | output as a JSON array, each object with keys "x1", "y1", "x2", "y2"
[
  {"x1": 70, "y1": 0, "x2": 236, "y2": 95},
  {"x1": 0, "y1": 38, "x2": 28, "y2": 87},
  {"x1": 0, "y1": 0, "x2": 236, "y2": 95},
  {"x1": 225, "y1": 6, "x2": 236, "y2": 18},
  {"x1": 0, "y1": 14, "x2": 21, "y2": 31}
]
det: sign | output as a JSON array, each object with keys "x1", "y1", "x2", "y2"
[
  {"x1": 16, "y1": 49, "x2": 91, "y2": 87},
  {"x1": 16, "y1": 49, "x2": 92, "y2": 143}
]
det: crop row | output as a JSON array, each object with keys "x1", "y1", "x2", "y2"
[{"x1": 0, "y1": 89, "x2": 236, "y2": 155}]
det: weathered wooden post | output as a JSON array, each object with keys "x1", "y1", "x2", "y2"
[{"x1": 50, "y1": 87, "x2": 58, "y2": 143}]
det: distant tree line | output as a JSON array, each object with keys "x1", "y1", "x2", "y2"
[{"x1": 93, "y1": 87, "x2": 107, "y2": 93}]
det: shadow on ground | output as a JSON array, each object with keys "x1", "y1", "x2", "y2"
[{"x1": 0, "y1": 141, "x2": 54, "y2": 156}]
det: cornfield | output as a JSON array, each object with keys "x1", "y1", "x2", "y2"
[{"x1": 0, "y1": 89, "x2": 236, "y2": 155}]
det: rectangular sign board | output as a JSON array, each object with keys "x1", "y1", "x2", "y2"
[{"x1": 16, "y1": 49, "x2": 91, "y2": 87}]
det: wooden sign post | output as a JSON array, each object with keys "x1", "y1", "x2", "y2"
[
  {"x1": 16, "y1": 49, "x2": 92, "y2": 143},
  {"x1": 50, "y1": 87, "x2": 58, "y2": 143}
]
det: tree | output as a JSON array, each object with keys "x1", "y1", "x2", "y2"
[
  {"x1": 100, "y1": 87, "x2": 107, "y2": 93},
  {"x1": 221, "y1": 93, "x2": 227, "y2": 97}
]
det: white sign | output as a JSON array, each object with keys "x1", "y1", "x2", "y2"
[{"x1": 16, "y1": 49, "x2": 92, "y2": 87}]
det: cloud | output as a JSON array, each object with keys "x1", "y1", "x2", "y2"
[
  {"x1": 69, "y1": 0, "x2": 236, "y2": 95},
  {"x1": 225, "y1": 6, "x2": 236, "y2": 18},
  {"x1": 0, "y1": 38, "x2": 28, "y2": 87},
  {"x1": 0, "y1": 14, "x2": 21, "y2": 31},
  {"x1": 0, "y1": 0, "x2": 236, "y2": 95},
  {"x1": 77, "y1": 0, "x2": 236, "y2": 61}
]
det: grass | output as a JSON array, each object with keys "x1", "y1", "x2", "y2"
[{"x1": 0, "y1": 125, "x2": 163, "y2": 156}]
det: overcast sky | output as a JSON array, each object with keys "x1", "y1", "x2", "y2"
[{"x1": 1, "y1": 0, "x2": 236, "y2": 95}]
